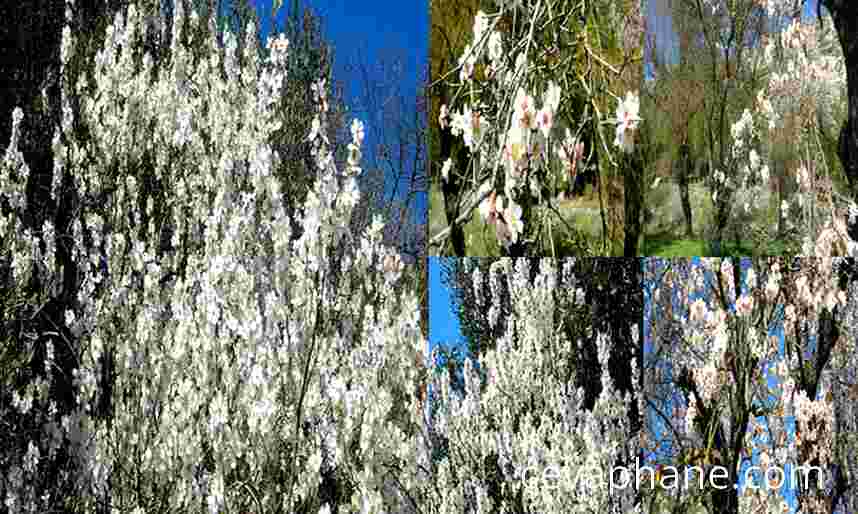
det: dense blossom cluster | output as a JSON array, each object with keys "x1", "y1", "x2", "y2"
[
  {"x1": 645, "y1": 258, "x2": 855, "y2": 513},
  {"x1": 742, "y1": 7, "x2": 853, "y2": 256},
  {"x1": 422, "y1": 259, "x2": 641, "y2": 513},
  {"x1": 0, "y1": 0, "x2": 424, "y2": 511},
  {"x1": 432, "y1": 0, "x2": 640, "y2": 253}
]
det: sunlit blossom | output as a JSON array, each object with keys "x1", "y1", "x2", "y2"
[
  {"x1": 504, "y1": 198, "x2": 524, "y2": 243},
  {"x1": 351, "y1": 118, "x2": 365, "y2": 146},
  {"x1": 441, "y1": 158, "x2": 453, "y2": 182},
  {"x1": 735, "y1": 295, "x2": 754, "y2": 317},
  {"x1": 614, "y1": 91, "x2": 641, "y2": 153},
  {"x1": 514, "y1": 88, "x2": 536, "y2": 131}
]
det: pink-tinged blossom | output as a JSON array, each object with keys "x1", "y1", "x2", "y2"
[
  {"x1": 614, "y1": 91, "x2": 640, "y2": 153},
  {"x1": 479, "y1": 189, "x2": 498, "y2": 224},
  {"x1": 513, "y1": 88, "x2": 536, "y2": 131},
  {"x1": 690, "y1": 298, "x2": 708, "y2": 322},
  {"x1": 735, "y1": 295, "x2": 754, "y2": 317},
  {"x1": 536, "y1": 107, "x2": 553, "y2": 140}
]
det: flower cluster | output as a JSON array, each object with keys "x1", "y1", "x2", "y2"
[
  {"x1": 477, "y1": 189, "x2": 524, "y2": 248},
  {"x1": 431, "y1": 1, "x2": 641, "y2": 254},
  {"x1": 424, "y1": 259, "x2": 641, "y2": 513},
  {"x1": 0, "y1": 1, "x2": 422, "y2": 511},
  {"x1": 614, "y1": 91, "x2": 641, "y2": 154}
]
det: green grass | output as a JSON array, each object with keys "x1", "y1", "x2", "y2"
[
  {"x1": 642, "y1": 232, "x2": 788, "y2": 257},
  {"x1": 641, "y1": 235, "x2": 709, "y2": 257},
  {"x1": 540, "y1": 204, "x2": 603, "y2": 255},
  {"x1": 430, "y1": 181, "x2": 604, "y2": 256},
  {"x1": 644, "y1": 177, "x2": 794, "y2": 256},
  {"x1": 430, "y1": 181, "x2": 502, "y2": 255}
]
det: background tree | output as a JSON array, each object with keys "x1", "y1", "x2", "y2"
[
  {"x1": 644, "y1": 4, "x2": 708, "y2": 239},
  {"x1": 677, "y1": 0, "x2": 768, "y2": 255},
  {"x1": 425, "y1": 259, "x2": 643, "y2": 512},
  {"x1": 428, "y1": 0, "x2": 644, "y2": 257},
  {"x1": 431, "y1": 257, "x2": 643, "y2": 513}
]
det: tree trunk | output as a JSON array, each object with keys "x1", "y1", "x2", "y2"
[
  {"x1": 438, "y1": 89, "x2": 466, "y2": 255},
  {"x1": 710, "y1": 190, "x2": 730, "y2": 257},
  {"x1": 828, "y1": 0, "x2": 858, "y2": 240},
  {"x1": 680, "y1": 180, "x2": 693, "y2": 238},
  {"x1": 624, "y1": 153, "x2": 643, "y2": 256},
  {"x1": 776, "y1": 159, "x2": 785, "y2": 237},
  {"x1": 678, "y1": 143, "x2": 693, "y2": 237}
]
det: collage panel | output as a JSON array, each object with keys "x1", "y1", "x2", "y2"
[
  {"x1": 643, "y1": 257, "x2": 858, "y2": 513},
  {"x1": 7, "y1": 0, "x2": 858, "y2": 511},
  {"x1": 426, "y1": 257, "x2": 644, "y2": 511},
  {"x1": 643, "y1": 0, "x2": 855, "y2": 257},
  {"x1": 428, "y1": 0, "x2": 646, "y2": 257},
  {"x1": 0, "y1": 0, "x2": 428, "y2": 511}
]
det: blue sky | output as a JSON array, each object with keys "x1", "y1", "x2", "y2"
[
  {"x1": 644, "y1": 258, "x2": 799, "y2": 512},
  {"x1": 252, "y1": 0, "x2": 426, "y2": 122},
  {"x1": 645, "y1": 0, "x2": 821, "y2": 80},
  {"x1": 249, "y1": 0, "x2": 428, "y2": 220},
  {"x1": 428, "y1": 256, "x2": 465, "y2": 354}
]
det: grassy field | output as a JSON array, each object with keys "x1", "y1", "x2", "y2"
[
  {"x1": 641, "y1": 232, "x2": 787, "y2": 256},
  {"x1": 430, "y1": 182, "x2": 605, "y2": 256},
  {"x1": 644, "y1": 178, "x2": 788, "y2": 256},
  {"x1": 430, "y1": 175, "x2": 794, "y2": 256}
]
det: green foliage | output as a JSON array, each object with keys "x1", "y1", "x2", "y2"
[
  {"x1": 642, "y1": 235, "x2": 788, "y2": 257},
  {"x1": 429, "y1": 0, "x2": 643, "y2": 255}
]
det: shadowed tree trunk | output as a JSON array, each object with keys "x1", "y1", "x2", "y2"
[
  {"x1": 678, "y1": 141, "x2": 694, "y2": 237},
  {"x1": 710, "y1": 187, "x2": 731, "y2": 257},
  {"x1": 776, "y1": 159, "x2": 785, "y2": 237},
  {"x1": 823, "y1": 0, "x2": 858, "y2": 240},
  {"x1": 438, "y1": 88, "x2": 467, "y2": 256},
  {"x1": 624, "y1": 140, "x2": 645, "y2": 256}
]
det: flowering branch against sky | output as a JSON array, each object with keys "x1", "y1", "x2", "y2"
[
  {"x1": 645, "y1": 0, "x2": 822, "y2": 80},
  {"x1": 428, "y1": 256, "x2": 465, "y2": 355},
  {"x1": 251, "y1": 0, "x2": 428, "y2": 213},
  {"x1": 643, "y1": 258, "x2": 817, "y2": 512}
]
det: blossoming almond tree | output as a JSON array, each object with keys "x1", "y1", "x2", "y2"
[
  {"x1": 675, "y1": 0, "x2": 857, "y2": 256},
  {"x1": 422, "y1": 258, "x2": 643, "y2": 513},
  {"x1": 0, "y1": 0, "x2": 426, "y2": 511},
  {"x1": 429, "y1": 0, "x2": 645, "y2": 256},
  {"x1": 644, "y1": 257, "x2": 856, "y2": 514},
  {"x1": 760, "y1": 6, "x2": 857, "y2": 258}
]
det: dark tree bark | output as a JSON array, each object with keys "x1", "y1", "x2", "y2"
[
  {"x1": 678, "y1": 141, "x2": 694, "y2": 237},
  {"x1": 823, "y1": 0, "x2": 858, "y2": 240},
  {"x1": 624, "y1": 150, "x2": 644, "y2": 256},
  {"x1": 710, "y1": 192, "x2": 731, "y2": 257},
  {"x1": 438, "y1": 88, "x2": 467, "y2": 256}
]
